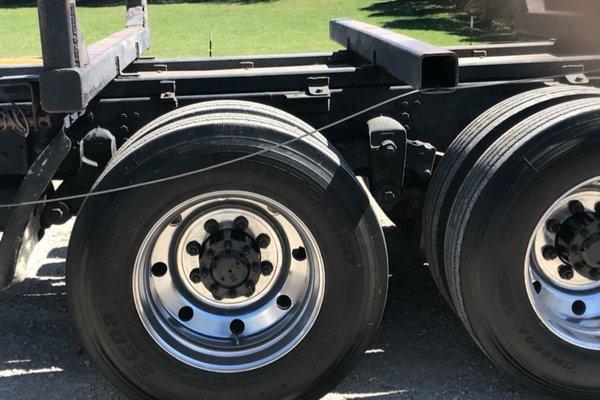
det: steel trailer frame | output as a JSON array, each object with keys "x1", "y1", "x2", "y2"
[{"x1": 1, "y1": 0, "x2": 600, "y2": 292}]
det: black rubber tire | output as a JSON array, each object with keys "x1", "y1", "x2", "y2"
[
  {"x1": 117, "y1": 100, "x2": 324, "y2": 156},
  {"x1": 422, "y1": 85, "x2": 600, "y2": 306},
  {"x1": 444, "y1": 98, "x2": 600, "y2": 398},
  {"x1": 67, "y1": 107, "x2": 388, "y2": 400}
]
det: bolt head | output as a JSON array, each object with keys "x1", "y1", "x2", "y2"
[
  {"x1": 234, "y1": 216, "x2": 249, "y2": 231},
  {"x1": 243, "y1": 246, "x2": 252, "y2": 256},
  {"x1": 542, "y1": 246, "x2": 558, "y2": 261},
  {"x1": 186, "y1": 241, "x2": 201, "y2": 256},
  {"x1": 204, "y1": 219, "x2": 220, "y2": 235},
  {"x1": 251, "y1": 262, "x2": 260, "y2": 273},
  {"x1": 558, "y1": 265, "x2": 574, "y2": 280},
  {"x1": 257, "y1": 234, "x2": 271, "y2": 249},
  {"x1": 190, "y1": 269, "x2": 202, "y2": 283},
  {"x1": 261, "y1": 261, "x2": 273, "y2": 276},
  {"x1": 245, "y1": 281, "x2": 255, "y2": 296},
  {"x1": 380, "y1": 140, "x2": 397, "y2": 158},
  {"x1": 206, "y1": 249, "x2": 215, "y2": 259},
  {"x1": 546, "y1": 219, "x2": 562, "y2": 234},
  {"x1": 569, "y1": 200, "x2": 585, "y2": 214}
]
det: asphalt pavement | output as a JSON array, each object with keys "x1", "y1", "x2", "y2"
[{"x1": 0, "y1": 217, "x2": 554, "y2": 400}]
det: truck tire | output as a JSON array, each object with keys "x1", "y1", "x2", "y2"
[
  {"x1": 117, "y1": 100, "x2": 322, "y2": 156},
  {"x1": 67, "y1": 107, "x2": 388, "y2": 400},
  {"x1": 423, "y1": 85, "x2": 600, "y2": 306},
  {"x1": 444, "y1": 98, "x2": 600, "y2": 398}
]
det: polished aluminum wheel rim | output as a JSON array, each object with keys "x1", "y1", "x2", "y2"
[
  {"x1": 526, "y1": 177, "x2": 600, "y2": 350},
  {"x1": 133, "y1": 191, "x2": 325, "y2": 372}
]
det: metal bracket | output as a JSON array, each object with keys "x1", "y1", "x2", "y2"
[
  {"x1": 367, "y1": 116, "x2": 407, "y2": 211},
  {"x1": 160, "y1": 80, "x2": 178, "y2": 108},
  {"x1": 561, "y1": 65, "x2": 589, "y2": 85},
  {"x1": 307, "y1": 77, "x2": 331, "y2": 97},
  {"x1": 405, "y1": 140, "x2": 436, "y2": 181},
  {"x1": 284, "y1": 76, "x2": 331, "y2": 113}
]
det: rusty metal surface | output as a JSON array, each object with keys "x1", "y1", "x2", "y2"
[
  {"x1": 39, "y1": 26, "x2": 151, "y2": 113},
  {"x1": 330, "y1": 19, "x2": 458, "y2": 90},
  {"x1": 36, "y1": 0, "x2": 150, "y2": 113}
]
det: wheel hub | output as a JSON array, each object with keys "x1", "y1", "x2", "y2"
[
  {"x1": 196, "y1": 229, "x2": 262, "y2": 300},
  {"x1": 556, "y1": 211, "x2": 600, "y2": 280},
  {"x1": 526, "y1": 181, "x2": 600, "y2": 351},
  {"x1": 582, "y1": 235, "x2": 600, "y2": 269},
  {"x1": 133, "y1": 191, "x2": 325, "y2": 372}
]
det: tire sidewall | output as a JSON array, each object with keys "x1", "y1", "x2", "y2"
[
  {"x1": 458, "y1": 118, "x2": 600, "y2": 395},
  {"x1": 68, "y1": 125, "x2": 387, "y2": 400}
]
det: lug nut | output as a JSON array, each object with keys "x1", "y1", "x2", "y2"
[
  {"x1": 546, "y1": 219, "x2": 562, "y2": 234},
  {"x1": 380, "y1": 140, "x2": 397, "y2": 158},
  {"x1": 542, "y1": 246, "x2": 558, "y2": 261},
  {"x1": 260, "y1": 261, "x2": 273, "y2": 276},
  {"x1": 224, "y1": 240, "x2": 232, "y2": 251},
  {"x1": 257, "y1": 234, "x2": 271, "y2": 249},
  {"x1": 204, "y1": 219, "x2": 220, "y2": 235},
  {"x1": 558, "y1": 265, "x2": 575, "y2": 280},
  {"x1": 190, "y1": 268, "x2": 202, "y2": 283},
  {"x1": 251, "y1": 262, "x2": 260, "y2": 273},
  {"x1": 568, "y1": 200, "x2": 585, "y2": 214},
  {"x1": 234, "y1": 216, "x2": 249, "y2": 231},
  {"x1": 186, "y1": 241, "x2": 201, "y2": 256},
  {"x1": 245, "y1": 281, "x2": 255, "y2": 296}
]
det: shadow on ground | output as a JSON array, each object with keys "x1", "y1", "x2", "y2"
[
  {"x1": 0, "y1": 222, "x2": 552, "y2": 399},
  {"x1": 362, "y1": 0, "x2": 520, "y2": 43}
]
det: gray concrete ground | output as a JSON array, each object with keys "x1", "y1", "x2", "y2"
[{"x1": 0, "y1": 218, "x2": 554, "y2": 400}]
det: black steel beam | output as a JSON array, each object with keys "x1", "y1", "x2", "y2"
[
  {"x1": 37, "y1": 0, "x2": 150, "y2": 113},
  {"x1": 330, "y1": 19, "x2": 458, "y2": 90},
  {"x1": 447, "y1": 41, "x2": 557, "y2": 58},
  {"x1": 459, "y1": 54, "x2": 600, "y2": 82},
  {"x1": 39, "y1": 27, "x2": 150, "y2": 113},
  {"x1": 37, "y1": 0, "x2": 89, "y2": 70}
]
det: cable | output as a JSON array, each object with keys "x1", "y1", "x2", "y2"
[
  {"x1": 0, "y1": 90, "x2": 421, "y2": 209},
  {"x1": 1, "y1": 67, "x2": 600, "y2": 209},
  {"x1": 0, "y1": 103, "x2": 29, "y2": 136}
]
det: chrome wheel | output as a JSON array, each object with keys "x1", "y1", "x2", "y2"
[
  {"x1": 526, "y1": 177, "x2": 600, "y2": 350},
  {"x1": 133, "y1": 191, "x2": 325, "y2": 372}
]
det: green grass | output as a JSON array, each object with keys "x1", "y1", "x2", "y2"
[{"x1": 0, "y1": 0, "x2": 517, "y2": 59}]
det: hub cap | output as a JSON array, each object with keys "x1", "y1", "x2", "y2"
[
  {"x1": 526, "y1": 177, "x2": 600, "y2": 350},
  {"x1": 133, "y1": 191, "x2": 325, "y2": 372}
]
